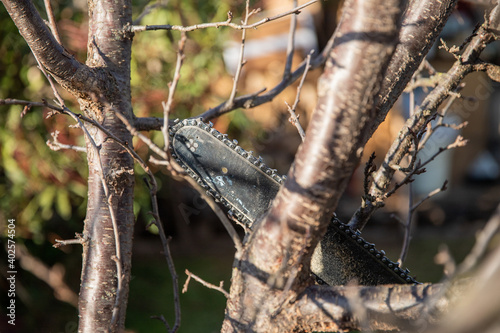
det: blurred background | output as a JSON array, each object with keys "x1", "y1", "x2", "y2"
[{"x1": 1, "y1": 0, "x2": 500, "y2": 332}]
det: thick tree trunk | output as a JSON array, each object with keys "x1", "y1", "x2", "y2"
[
  {"x1": 1, "y1": 0, "x2": 136, "y2": 331},
  {"x1": 222, "y1": 0, "x2": 402, "y2": 331},
  {"x1": 78, "y1": 0, "x2": 135, "y2": 331}
]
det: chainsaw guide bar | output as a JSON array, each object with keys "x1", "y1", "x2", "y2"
[{"x1": 169, "y1": 118, "x2": 419, "y2": 285}]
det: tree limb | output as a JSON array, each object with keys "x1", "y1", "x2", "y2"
[
  {"x1": 349, "y1": 1, "x2": 500, "y2": 230},
  {"x1": 1, "y1": 0, "x2": 85, "y2": 86},
  {"x1": 222, "y1": 0, "x2": 404, "y2": 331},
  {"x1": 292, "y1": 282, "x2": 466, "y2": 332}
]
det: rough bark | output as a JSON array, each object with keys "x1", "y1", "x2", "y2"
[
  {"x1": 222, "y1": 0, "x2": 403, "y2": 331},
  {"x1": 78, "y1": 0, "x2": 135, "y2": 332},
  {"x1": 371, "y1": 0, "x2": 459, "y2": 138},
  {"x1": 290, "y1": 282, "x2": 467, "y2": 332},
  {"x1": 1, "y1": 0, "x2": 136, "y2": 331},
  {"x1": 350, "y1": 1, "x2": 500, "y2": 230},
  {"x1": 347, "y1": 0, "x2": 459, "y2": 230}
]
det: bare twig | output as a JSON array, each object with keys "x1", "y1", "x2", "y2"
[
  {"x1": 286, "y1": 101, "x2": 306, "y2": 142},
  {"x1": 134, "y1": 32, "x2": 334, "y2": 131},
  {"x1": 226, "y1": 0, "x2": 253, "y2": 108},
  {"x1": 53, "y1": 233, "x2": 86, "y2": 248},
  {"x1": 131, "y1": 0, "x2": 318, "y2": 32},
  {"x1": 348, "y1": 9, "x2": 499, "y2": 230},
  {"x1": 434, "y1": 244, "x2": 457, "y2": 277},
  {"x1": 151, "y1": 314, "x2": 171, "y2": 331},
  {"x1": 285, "y1": 51, "x2": 312, "y2": 142},
  {"x1": 150, "y1": 156, "x2": 244, "y2": 256},
  {"x1": 283, "y1": 0, "x2": 298, "y2": 80},
  {"x1": 47, "y1": 130, "x2": 86, "y2": 152},
  {"x1": 162, "y1": 32, "x2": 187, "y2": 153},
  {"x1": 398, "y1": 183, "x2": 414, "y2": 265},
  {"x1": 32, "y1": 54, "x2": 127, "y2": 329},
  {"x1": 43, "y1": 0, "x2": 62, "y2": 45},
  {"x1": 115, "y1": 112, "x2": 182, "y2": 332},
  {"x1": 398, "y1": 180, "x2": 448, "y2": 264},
  {"x1": 182, "y1": 269, "x2": 229, "y2": 298}
]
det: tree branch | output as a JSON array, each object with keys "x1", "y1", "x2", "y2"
[
  {"x1": 292, "y1": 282, "x2": 466, "y2": 332},
  {"x1": 369, "y1": 0, "x2": 459, "y2": 140},
  {"x1": 349, "y1": 2, "x2": 500, "y2": 230},
  {"x1": 1, "y1": 0, "x2": 85, "y2": 84},
  {"x1": 222, "y1": 0, "x2": 404, "y2": 331},
  {"x1": 131, "y1": 0, "x2": 318, "y2": 32}
]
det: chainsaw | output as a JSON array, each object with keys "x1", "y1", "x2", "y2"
[{"x1": 169, "y1": 118, "x2": 418, "y2": 285}]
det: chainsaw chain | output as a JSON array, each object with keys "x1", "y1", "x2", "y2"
[
  {"x1": 330, "y1": 218, "x2": 418, "y2": 284},
  {"x1": 169, "y1": 118, "x2": 418, "y2": 284}
]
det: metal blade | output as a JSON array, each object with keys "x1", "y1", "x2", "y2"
[{"x1": 170, "y1": 119, "x2": 419, "y2": 285}]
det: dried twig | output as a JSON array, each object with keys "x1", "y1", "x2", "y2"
[
  {"x1": 47, "y1": 130, "x2": 86, "y2": 152},
  {"x1": 285, "y1": 51, "x2": 312, "y2": 142},
  {"x1": 348, "y1": 10, "x2": 499, "y2": 231},
  {"x1": 131, "y1": 0, "x2": 318, "y2": 32},
  {"x1": 134, "y1": 30, "x2": 335, "y2": 131},
  {"x1": 283, "y1": 0, "x2": 298, "y2": 80},
  {"x1": 182, "y1": 269, "x2": 229, "y2": 298},
  {"x1": 162, "y1": 32, "x2": 187, "y2": 153},
  {"x1": 226, "y1": 0, "x2": 254, "y2": 108},
  {"x1": 53, "y1": 233, "x2": 86, "y2": 248},
  {"x1": 43, "y1": 0, "x2": 62, "y2": 45}
]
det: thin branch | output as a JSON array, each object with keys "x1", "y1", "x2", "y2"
[
  {"x1": 2, "y1": 0, "x2": 84, "y2": 81},
  {"x1": 283, "y1": 0, "x2": 298, "y2": 80},
  {"x1": 398, "y1": 180, "x2": 448, "y2": 264},
  {"x1": 348, "y1": 7, "x2": 498, "y2": 230},
  {"x1": 43, "y1": 0, "x2": 62, "y2": 44},
  {"x1": 182, "y1": 269, "x2": 229, "y2": 298},
  {"x1": 150, "y1": 156, "x2": 244, "y2": 256},
  {"x1": 226, "y1": 0, "x2": 253, "y2": 108},
  {"x1": 53, "y1": 233, "x2": 86, "y2": 248},
  {"x1": 398, "y1": 183, "x2": 414, "y2": 265},
  {"x1": 151, "y1": 314, "x2": 171, "y2": 331},
  {"x1": 33, "y1": 56, "x2": 127, "y2": 329},
  {"x1": 47, "y1": 130, "x2": 87, "y2": 152},
  {"x1": 16, "y1": 244, "x2": 79, "y2": 307},
  {"x1": 134, "y1": 27, "x2": 335, "y2": 132},
  {"x1": 286, "y1": 51, "x2": 312, "y2": 142},
  {"x1": 286, "y1": 101, "x2": 306, "y2": 142},
  {"x1": 455, "y1": 203, "x2": 500, "y2": 276},
  {"x1": 162, "y1": 32, "x2": 187, "y2": 153},
  {"x1": 115, "y1": 111, "x2": 181, "y2": 332},
  {"x1": 131, "y1": 0, "x2": 318, "y2": 32}
]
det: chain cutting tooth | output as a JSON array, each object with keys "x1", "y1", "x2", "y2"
[{"x1": 272, "y1": 174, "x2": 282, "y2": 183}]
